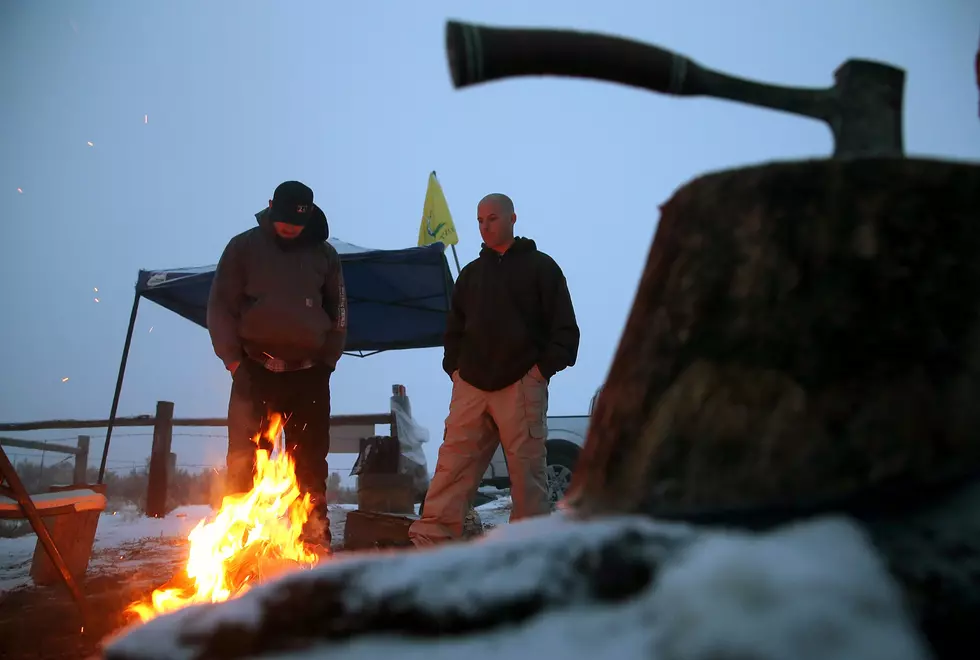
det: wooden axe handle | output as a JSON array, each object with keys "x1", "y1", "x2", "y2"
[{"x1": 444, "y1": 20, "x2": 841, "y2": 142}]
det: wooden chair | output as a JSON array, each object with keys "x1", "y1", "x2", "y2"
[{"x1": 0, "y1": 444, "x2": 104, "y2": 618}]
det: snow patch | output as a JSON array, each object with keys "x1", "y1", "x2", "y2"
[
  {"x1": 473, "y1": 494, "x2": 513, "y2": 529},
  {"x1": 646, "y1": 517, "x2": 931, "y2": 660},
  {"x1": 0, "y1": 504, "x2": 212, "y2": 593}
]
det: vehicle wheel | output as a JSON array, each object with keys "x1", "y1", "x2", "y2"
[{"x1": 545, "y1": 443, "x2": 579, "y2": 507}]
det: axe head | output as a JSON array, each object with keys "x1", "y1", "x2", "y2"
[{"x1": 830, "y1": 59, "x2": 905, "y2": 158}]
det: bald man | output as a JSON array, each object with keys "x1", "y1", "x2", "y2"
[{"x1": 409, "y1": 193, "x2": 580, "y2": 546}]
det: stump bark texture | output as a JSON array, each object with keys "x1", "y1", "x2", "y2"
[{"x1": 566, "y1": 157, "x2": 980, "y2": 520}]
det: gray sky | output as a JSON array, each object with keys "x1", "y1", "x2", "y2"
[{"x1": 2, "y1": 0, "x2": 979, "y2": 479}]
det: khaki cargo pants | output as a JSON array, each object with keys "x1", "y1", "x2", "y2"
[{"x1": 409, "y1": 368, "x2": 551, "y2": 546}]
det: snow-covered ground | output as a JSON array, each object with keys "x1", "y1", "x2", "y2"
[
  {"x1": 471, "y1": 495, "x2": 513, "y2": 529},
  {"x1": 0, "y1": 503, "x2": 212, "y2": 593},
  {"x1": 0, "y1": 496, "x2": 515, "y2": 594}
]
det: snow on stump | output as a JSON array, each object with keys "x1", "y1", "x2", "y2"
[
  {"x1": 100, "y1": 514, "x2": 931, "y2": 660},
  {"x1": 0, "y1": 484, "x2": 107, "y2": 586},
  {"x1": 561, "y1": 157, "x2": 980, "y2": 658}
]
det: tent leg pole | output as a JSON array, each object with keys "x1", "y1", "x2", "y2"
[
  {"x1": 99, "y1": 292, "x2": 141, "y2": 484},
  {"x1": 450, "y1": 245, "x2": 462, "y2": 276}
]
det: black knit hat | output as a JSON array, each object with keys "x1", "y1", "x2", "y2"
[{"x1": 270, "y1": 180, "x2": 317, "y2": 226}]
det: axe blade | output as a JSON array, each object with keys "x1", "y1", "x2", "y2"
[{"x1": 831, "y1": 59, "x2": 905, "y2": 158}]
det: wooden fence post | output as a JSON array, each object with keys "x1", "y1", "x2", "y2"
[
  {"x1": 145, "y1": 401, "x2": 174, "y2": 518},
  {"x1": 74, "y1": 435, "x2": 90, "y2": 485}
]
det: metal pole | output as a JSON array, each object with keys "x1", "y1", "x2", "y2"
[
  {"x1": 99, "y1": 290, "x2": 141, "y2": 483},
  {"x1": 450, "y1": 244, "x2": 462, "y2": 276}
]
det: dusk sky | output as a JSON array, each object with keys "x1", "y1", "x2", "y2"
[{"x1": 2, "y1": 1, "x2": 978, "y2": 480}]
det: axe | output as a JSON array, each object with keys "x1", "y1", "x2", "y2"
[{"x1": 444, "y1": 21, "x2": 905, "y2": 159}]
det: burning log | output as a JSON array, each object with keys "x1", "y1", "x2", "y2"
[{"x1": 222, "y1": 542, "x2": 312, "y2": 589}]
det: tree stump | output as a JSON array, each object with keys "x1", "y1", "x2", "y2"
[
  {"x1": 559, "y1": 156, "x2": 980, "y2": 657},
  {"x1": 565, "y1": 157, "x2": 980, "y2": 521}
]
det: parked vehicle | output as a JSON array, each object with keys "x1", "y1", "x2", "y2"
[{"x1": 481, "y1": 387, "x2": 603, "y2": 504}]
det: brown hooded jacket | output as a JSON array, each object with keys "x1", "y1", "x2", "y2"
[{"x1": 206, "y1": 206, "x2": 347, "y2": 371}]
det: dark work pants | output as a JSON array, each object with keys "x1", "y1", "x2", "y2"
[{"x1": 226, "y1": 359, "x2": 332, "y2": 509}]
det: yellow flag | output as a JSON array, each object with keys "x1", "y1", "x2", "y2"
[{"x1": 417, "y1": 171, "x2": 459, "y2": 247}]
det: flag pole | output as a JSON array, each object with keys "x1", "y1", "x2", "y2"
[
  {"x1": 449, "y1": 244, "x2": 461, "y2": 276},
  {"x1": 431, "y1": 170, "x2": 462, "y2": 277}
]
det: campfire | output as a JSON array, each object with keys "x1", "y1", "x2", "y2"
[{"x1": 128, "y1": 413, "x2": 321, "y2": 623}]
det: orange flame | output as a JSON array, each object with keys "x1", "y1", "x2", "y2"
[{"x1": 128, "y1": 413, "x2": 320, "y2": 623}]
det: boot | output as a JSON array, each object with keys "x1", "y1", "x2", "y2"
[{"x1": 301, "y1": 496, "x2": 332, "y2": 554}]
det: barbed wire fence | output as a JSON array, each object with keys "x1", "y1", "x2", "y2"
[{"x1": 2, "y1": 430, "x2": 361, "y2": 474}]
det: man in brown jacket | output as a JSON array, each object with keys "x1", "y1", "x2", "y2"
[
  {"x1": 409, "y1": 193, "x2": 580, "y2": 546},
  {"x1": 207, "y1": 180, "x2": 347, "y2": 548}
]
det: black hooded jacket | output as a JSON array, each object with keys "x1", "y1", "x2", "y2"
[
  {"x1": 443, "y1": 237, "x2": 580, "y2": 391},
  {"x1": 206, "y1": 205, "x2": 348, "y2": 370}
]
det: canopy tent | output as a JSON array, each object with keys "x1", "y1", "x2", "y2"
[
  {"x1": 98, "y1": 238, "x2": 454, "y2": 481},
  {"x1": 136, "y1": 238, "x2": 453, "y2": 353}
]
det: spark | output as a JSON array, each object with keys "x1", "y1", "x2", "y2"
[
  {"x1": 94, "y1": 298, "x2": 100, "y2": 303},
  {"x1": 69, "y1": 19, "x2": 78, "y2": 34},
  {"x1": 93, "y1": 287, "x2": 98, "y2": 293},
  {"x1": 149, "y1": 326, "x2": 154, "y2": 333},
  {"x1": 87, "y1": 141, "x2": 94, "y2": 147},
  {"x1": 144, "y1": 114, "x2": 148, "y2": 124},
  {"x1": 61, "y1": 377, "x2": 69, "y2": 383},
  {"x1": 16, "y1": 188, "x2": 23, "y2": 194}
]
